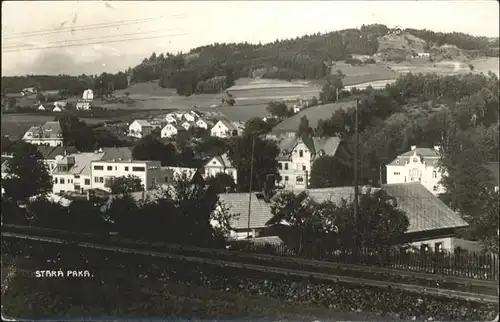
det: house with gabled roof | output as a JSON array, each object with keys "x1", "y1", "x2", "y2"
[
  {"x1": 386, "y1": 145, "x2": 445, "y2": 195},
  {"x1": 22, "y1": 121, "x2": 64, "y2": 147},
  {"x1": 210, "y1": 119, "x2": 245, "y2": 138},
  {"x1": 275, "y1": 135, "x2": 349, "y2": 190},
  {"x1": 128, "y1": 120, "x2": 153, "y2": 138},
  {"x1": 161, "y1": 123, "x2": 186, "y2": 138},
  {"x1": 203, "y1": 153, "x2": 237, "y2": 185}
]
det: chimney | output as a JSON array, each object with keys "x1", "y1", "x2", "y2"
[
  {"x1": 411, "y1": 145, "x2": 417, "y2": 151},
  {"x1": 434, "y1": 145, "x2": 440, "y2": 152}
]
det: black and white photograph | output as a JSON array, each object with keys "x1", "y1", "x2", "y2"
[{"x1": 1, "y1": 1, "x2": 499, "y2": 320}]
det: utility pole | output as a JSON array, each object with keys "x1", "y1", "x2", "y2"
[
  {"x1": 247, "y1": 135, "x2": 257, "y2": 239},
  {"x1": 353, "y1": 99, "x2": 360, "y2": 252}
]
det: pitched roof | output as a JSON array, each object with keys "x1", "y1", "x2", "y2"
[
  {"x1": 206, "y1": 153, "x2": 234, "y2": 168},
  {"x1": 133, "y1": 120, "x2": 152, "y2": 127},
  {"x1": 24, "y1": 121, "x2": 63, "y2": 140},
  {"x1": 218, "y1": 119, "x2": 238, "y2": 131},
  {"x1": 388, "y1": 147, "x2": 440, "y2": 167},
  {"x1": 381, "y1": 183, "x2": 468, "y2": 233},
  {"x1": 54, "y1": 152, "x2": 105, "y2": 176},
  {"x1": 275, "y1": 183, "x2": 468, "y2": 233},
  {"x1": 218, "y1": 192, "x2": 273, "y2": 229},
  {"x1": 100, "y1": 147, "x2": 133, "y2": 161},
  {"x1": 36, "y1": 146, "x2": 66, "y2": 159},
  {"x1": 276, "y1": 136, "x2": 341, "y2": 161}
]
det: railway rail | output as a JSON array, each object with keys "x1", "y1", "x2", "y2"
[
  {"x1": 2, "y1": 231, "x2": 498, "y2": 304},
  {"x1": 3, "y1": 224, "x2": 498, "y2": 289}
]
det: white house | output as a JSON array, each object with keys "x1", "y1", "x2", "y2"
[
  {"x1": 90, "y1": 160, "x2": 163, "y2": 192},
  {"x1": 276, "y1": 136, "x2": 346, "y2": 190},
  {"x1": 52, "y1": 152, "x2": 105, "y2": 194},
  {"x1": 165, "y1": 114, "x2": 178, "y2": 123},
  {"x1": 22, "y1": 121, "x2": 64, "y2": 147},
  {"x1": 183, "y1": 113, "x2": 197, "y2": 122},
  {"x1": 195, "y1": 118, "x2": 211, "y2": 129},
  {"x1": 161, "y1": 124, "x2": 185, "y2": 138},
  {"x1": 128, "y1": 120, "x2": 153, "y2": 139},
  {"x1": 21, "y1": 87, "x2": 37, "y2": 96},
  {"x1": 54, "y1": 101, "x2": 68, "y2": 108},
  {"x1": 52, "y1": 106, "x2": 64, "y2": 112},
  {"x1": 386, "y1": 145, "x2": 445, "y2": 195},
  {"x1": 181, "y1": 121, "x2": 193, "y2": 131},
  {"x1": 82, "y1": 89, "x2": 94, "y2": 100},
  {"x1": 210, "y1": 120, "x2": 245, "y2": 138},
  {"x1": 76, "y1": 101, "x2": 92, "y2": 111},
  {"x1": 203, "y1": 153, "x2": 238, "y2": 185},
  {"x1": 38, "y1": 104, "x2": 46, "y2": 111},
  {"x1": 162, "y1": 166, "x2": 198, "y2": 181},
  {"x1": 417, "y1": 52, "x2": 431, "y2": 58}
]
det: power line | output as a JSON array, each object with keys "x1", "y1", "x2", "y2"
[
  {"x1": 2, "y1": 28, "x2": 181, "y2": 50},
  {"x1": 2, "y1": 32, "x2": 188, "y2": 53},
  {"x1": 2, "y1": 13, "x2": 186, "y2": 40}
]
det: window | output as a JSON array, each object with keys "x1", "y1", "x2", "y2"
[
  {"x1": 125, "y1": 166, "x2": 129, "y2": 171},
  {"x1": 74, "y1": 175, "x2": 80, "y2": 179},
  {"x1": 115, "y1": 166, "x2": 117, "y2": 171},
  {"x1": 302, "y1": 165, "x2": 306, "y2": 171},
  {"x1": 107, "y1": 166, "x2": 112, "y2": 171},
  {"x1": 284, "y1": 163, "x2": 289, "y2": 170},
  {"x1": 99, "y1": 177, "x2": 104, "y2": 183},
  {"x1": 54, "y1": 177, "x2": 58, "y2": 184},
  {"x1": 84, "y1": 179, "x2": 90, "y2": 185},
  {"x1": 433, "y1": 170, "x2": 437, "y2": 178},
  {"x1": 152, "y1": 177, "x2": 157, "y2": 186},
  {"x1": 278, "y1": 163, "x2": 283, "y2": 170},
  {"x1": 94, "y1": 165, "x2": 103, "y2": 170},
  {"x1": 296, "y1": 176, "x2": 304, "y2": 184},
  {"x1": 394, "y1": 172, "x2": 400, "y2": 176},
  {"x1": 434, "y1": 242, "x2": 443, "y2": 253},
  {"x1": 60, "y1": 178, "x2": 65, "y2": 184},
  {"x1": 212, "y1": 161, "x2": 217, "y2": 165},
  {"x1": 420, "y1": 244, "x2": 429, "y2": 253},
  {"x1": 299, "y1": 150, "x2": 303, "y2": 157},
  {"x1": 132, "y1": 166, "x2": 145, "y2": 172},
  {"x1": 284, "y1": 176, "x2": 289, "y2": 181},
  {"x1": 94, "y1": 177, "x2": 99, "y2": 183}
]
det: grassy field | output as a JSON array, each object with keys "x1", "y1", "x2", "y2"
[
  {"x1": 271, "y1": 101, "x2": 356, "y2": 134},
  {"x1": 2, "y1": 261, "x2": 384, "y2": 321},
  {"x1": 332, "y1": 62, "x2": 399, "y2": 86}
]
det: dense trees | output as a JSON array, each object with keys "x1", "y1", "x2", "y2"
[
  {"x1": 266, "y1": 101, "x2": 292, "y2": 119},
  {"x1": 2, "y1": 141, "x2": 52, "y2": 203},
  {"x1": 309, "y1": 156, "x2": 353, "y2": 189},
  {"x1": 268, "y1": 189, "x2": 409, "y2": 254},
  {"x1": 132, "y1": 135, "x2": 179, "y2": 166},
  {"x1": 109, "y1": 175, "x2": 144, "y2": 195},
  {"x1": 227, "y1": 136, "x2": 280, "y2": 192}
]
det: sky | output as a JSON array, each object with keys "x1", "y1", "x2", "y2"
[{"x1": 2, "y1": 1, "x2": 499, "y2": 76}]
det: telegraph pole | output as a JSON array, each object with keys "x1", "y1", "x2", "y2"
[
  {"x1": 247, "y1": 135, "x2": 256, "y2": 239},
  {"x1": 353, "y1": 99, "x2": 360, "y2": 252}
]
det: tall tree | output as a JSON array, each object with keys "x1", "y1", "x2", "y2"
[
  {"x1": 309, "y1": 156, "x2": 353, "y2": 188},
  {"x1": 2, "y1": 141, "x2": 52, "y2": 203},
  {"x1": 109, "y1": 175, "x2": 144, "y2": 195}
]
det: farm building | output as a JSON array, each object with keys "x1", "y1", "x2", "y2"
[
  {"x1": 128, "y1": 120, "x2": 153, "y2": 139},
  {"x1": 211, "y1": 120, "x2": 245, "y2": 138}
]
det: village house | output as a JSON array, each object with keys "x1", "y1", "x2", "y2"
[
  {"x1": 52, "y1": 105, "x2": 64, "y2": 112},
  {"x1": 386, "y1": 145, "x2": 445, "y2": 195},
  {"x1": 195, "y1": 118, "x2": 211, "y2": 129},
  {"x1": 275, "y1": 136, "x2": 349, "y2": 190},
  {"x1": 183, "y1": 112, "x2": 198, "y2": 122},
  {"x1": 21, "y1": 87, "x2": 37, "y2": 96},
  {"x1": 76, "y1": 101, "x2": 92, "y2": 111},
  {"x1": 210, "y1": 119, "x2": 245, "y2": 138},
  {"x1": 82, "y1": 89, "x2": 94, "y2": 100},
  {"x1": 161, "y1": 123, "x2": 186, "y2": 138},
  {"x1": 203, "y1": 153, "x2": 238, "y2": 185},
  {"x1": 181, "y1": 121, "x2": 194, "y2": 131},
  {"x1": 22, "y1": 121, "x2": 64, "y2": 147},
  {"x1": 128, "y1": 120, "x2": 153, "y2": 138},
  {"x1": 165, "y1": 114, "x2": 178, "y2": 124},
  {"x1": 90, "y1": 160, "x2": 163, "y2": 192},
  {"x1": 36, "y1": 145, "x2": 68, "y2": 172},
  {"x1": 38, "y1": 104, "x2": 46, "y2": 111}
]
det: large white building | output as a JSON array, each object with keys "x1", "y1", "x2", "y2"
[
  {"x1": 203, "y1": 153, "x2": 238, "y2": 185},
  {"x1": 90, "y1": 160, "x2": 164, "y2": 192},
  {"x1": 22, "y1": 121, "x2": 64, "y2": 147},
  {"x1": 275, "y1": 136, "x2": 346, "y2": 190},
  {"x1": 386, "y1": 145, "x2": 445, "y2": 195},
  {"x1": 52, "y1": 152, "x2": 105, "y2": 194}
]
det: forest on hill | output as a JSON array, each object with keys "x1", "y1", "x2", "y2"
[{"x1": 2, "y1": 24, "x2": 498, "y2": 97}]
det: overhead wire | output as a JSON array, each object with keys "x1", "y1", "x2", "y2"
[
  {"x1": 2, "y1": 32, "x2": 189, "y2": 53},
  {"x1": 1, "y1": 13, "x2": 186, "y2": 40},
  {"x1": 2, "y1": 28, "x2": 182, "y2": 50}
]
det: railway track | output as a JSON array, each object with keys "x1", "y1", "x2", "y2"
[
  {"x1": 2, "y1": 231, "x2": 498, "y2": 304},
  {"x1": 3, "y1": 224, "x2": 498, "y2": 289}
]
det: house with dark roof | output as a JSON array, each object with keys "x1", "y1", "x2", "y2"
[
  {"x1": 22, "y1": 121, "x2": 64, "y2": 147},
  {"x1": 36, "y1": 145, "x2": 67, "y2": 172},
  {"x1": 267, "y1": 183, "x2": 468, "y2": 251},
  {"x1": 386, "y1": 145, "x2": 445, "y2": 195},
  {"x1": 275, "y1": 136, "x2": 349, "y2": 190},
  {"x1": 203, "y1": 153, "x2": 237, "y2": 185}
]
